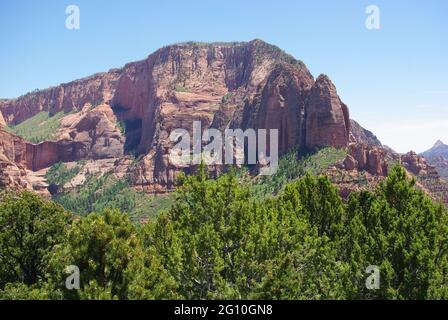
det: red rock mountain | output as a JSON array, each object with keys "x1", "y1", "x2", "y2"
[
  {"x1": 421, "y1": 140, "x2": 448, "y2": 179},
  {"x1": 7, "y1": 39, "x2": 438, "y2": 201},
  {"x1": 0, "y1": 40, "x2": 357, "y2": 193},
  {"x1": 330, "y1": 144, "x2": 448, "y2": 205}
]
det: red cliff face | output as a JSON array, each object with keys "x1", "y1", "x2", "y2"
[
  {"x1": 0, "y1": 71, "x2": 121, "y2": 126},
  {"x1": 0, "y1": 40, "x2": 353, "y2": 193},
  {"x1": 401, "y1": 151, "x2": 429, "y2": 176},
  {"x1": 342, "y1": 144, "x2": 389, "y2": 176},
  {"x1": 0, "y1": 129, "x2": 34, "y2": 190},
  {"x1": 0, "y1": 112, "x2": 5, "y2": 128},
  {"x1": 349, "y1": 119, "x2": 381, "y2": 145},
  {"x1": 234, "y1": 63, "x2": 315, "y2": 154},
  {"x1": 305, "y1": 75, "x2": 350, "y2": 149}
]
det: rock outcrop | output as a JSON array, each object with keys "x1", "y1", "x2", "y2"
[
  {"x1": 342, "y1": 144, "x2": 389, "y2": 176},
  {"x1": 0, "y1": 71, "x2": 121, "y2": 126},
  {"x1": 349, "y1": 119, "x2": 381, "y2": 145},
  {"x1": 0, "y1": 112, "x2": 5, "y2": 127},
  {"x1": 420, "y1": 140, "x2": 448, "y2": 179},
  {"x1": 401, "y1": 151, "x2": 448, "y2": 204},
  {"x1": 56, "y1": 103, "x2": 125, "y2": 160},
  {"x1": 305, "y1": 75, "x2": 350, "y2": 148},
  {"x1": 0, "y1": 129, "x2": 35, "y2": 192},
  {"x1": 427, "y1": 156, "x2": 448, "y2": 179},
  {"x1": 331, "y1": 144, "x2": 448, "y2": 205},
  {"x1": 401, "y1": 151, "x2": 429, "y2": 176},
  {"x1": 0, "y1": 40, "x2": 355, "y2": 193}
]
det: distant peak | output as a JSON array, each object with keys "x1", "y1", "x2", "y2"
[
  {"x1": 314, "y1": 74, "x2": 336, "y2": 88},
  {"x1": 433, "y1": 140, "x2": 446, "y2": 148},
  {"x1": 316, "y1": 74, "x2": 331, "y2": 82},
  {"x1": 249, "y1": 38, "x2": 268, "y2": 45}
]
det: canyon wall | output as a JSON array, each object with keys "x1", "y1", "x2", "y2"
[{"x1": 1, "y1": 40, "x2": 353, "y2": 192}]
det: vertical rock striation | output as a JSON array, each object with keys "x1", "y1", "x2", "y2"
[{"x1": 1, "y1": 40, "x2": 353, "y2": 192}]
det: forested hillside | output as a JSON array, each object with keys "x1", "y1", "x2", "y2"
[{"x1": 1, "y1": 164, "x2": 447, "y2": 300}]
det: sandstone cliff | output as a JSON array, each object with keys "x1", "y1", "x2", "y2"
[
  {"x1": 0, "y1": 129, "x2": 32, "y2": 190},
  {"x1": 304, "y1": 75, "x2": 350, "y2": 148},
  {"x1": 421, "y1": 140, "x2": 448, "y2": 179},
  {"x1": 0, "y1": 112, "x2": 5, "y2": 128},
  {"x1": 349, "y1": 119, "x2": 381, "y2": 145},
  {"x1": 0, "y1": 40, "x2": 372, "y2": 194},
  {"x1": 329, "y1": 144, "x2": 448, "y2": 204}
]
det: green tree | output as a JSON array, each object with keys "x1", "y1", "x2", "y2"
[
  {"x1": 57, "y1": 209, "x2": 141, "y2": 299},
  {"x1": 283, "y1": 173, "x2": 346, "y2": 239},
  {"x1": 0, "y1": 282, "x2": 62, "y2": 300},
  {"x1": 156, "y1": 166, "x2": 256, "y2": 299},
  {"x1": 127, "y1": 219, "x2": 180, "y2": 299},
  {"x1": 52, "y1": 209, "x2": 177, "y2": 299},
  {"x1": 344, "y1": 165, "x2": 448, "y2": 299},
  {"x1": 154, "y1": 165, "x2": 349, "y2": 299},
  {"x1": 252, "y1": 175, "x2": 349, "y2": 299},
  {"x1": 0, "y1": 192, "x2": 71, "y2": 288}
]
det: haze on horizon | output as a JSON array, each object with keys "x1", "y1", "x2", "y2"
[{"x1": 0, "y1": 0, "x2": 447, "y2": 153}]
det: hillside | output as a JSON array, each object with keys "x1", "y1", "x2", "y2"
[
  {"x1": 421, "y1": 140, "x2": 448, "y2": 179},
  {"x1": 1, "y1": 39, "x2": 447, "y2": 217}
]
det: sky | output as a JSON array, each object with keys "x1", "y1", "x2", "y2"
[{"x1": 0, "y1": 0, "x2": 447, "y2": 153}]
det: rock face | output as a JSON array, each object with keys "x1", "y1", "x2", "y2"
[
  {"x1": 401, "y1": 151, "x2": 448, "y2": 204},
  {"x1": 331, "y1": 144, "x2": 448, "y2": 205},
  {"x1": 342, "y1": 143, "x2": 389, "y2": 176},
  {"x1": 305, "y1": 75, "x2": 350, "y2": 148},
  {"x1": 427, "y1": 156, "x2": 448, "y2": 179},
  {"x1": 401, "y1": 151, "x2": 429, "y2": 176},
  {"x1": 0, "y1": 129, "x2": 37, "y2": 192},
  {"x1": 0, "y1": 129, "x2": 58, "y2": 191},
  {"x1": 349, "y1": 119, "x2": 381, "y2": 145},
  {"x1": 0, "y1": 112, "x2": 5, "y2": 127},
  {"x1": 421, "y1": 140, "x2": 448, "y2": 160},
  {"x1": 420, "y1": 140, "x2": 448, "y2": 179},
  {"x1": 56, "y1": 103, "x2": 125, "y2": 161},
  {"x1": 0, "y1": 71, "x2": 121, "y2": 126},
  {"x1": 0, "y1": 40, "x2": 354, "y2": 193}
]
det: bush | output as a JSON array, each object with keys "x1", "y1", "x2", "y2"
[{"x1": 1, "y1": 165, "x2": 448, "y2": 300}]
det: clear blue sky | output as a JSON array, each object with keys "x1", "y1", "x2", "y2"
[{"x1": 1, "y1": 0, "x2": 447, "y2": 152}]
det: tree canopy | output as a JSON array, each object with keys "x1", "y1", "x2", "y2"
[{"x1": 1, "y1": 165, "x2": 447, "y2": 299}]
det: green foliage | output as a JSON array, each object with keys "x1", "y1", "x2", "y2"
[
  {"x1": 177, "y1": 41, "x2": 245, "y2": 47},
  {"x1": 7, "y1": 111, "x2": 66, "y2": 143},
  {"x1": 221, "y1": 92, "x2": 234, "y2": 103},
  {"x1": 116, "y1": 120, "x2": 126, "y2": 135},
  {"x1": 174, "y1": 85, "x2": 190, "y2": 93},
  {"x1": 1, "y1": 164, "x2": 448, "y2": 300},
  {"x1": 146, "y1": 165, "x2": 346, "y2": 299},
  {"x1": 0, "y1": 283, "x2": 60, "y2": 300},
  {"x1": 45, "y1": 162, "x2": 82, "y2": 186},
  {"x1": 52, "y1": 172, "x2": 172, "y2": 221},
  {"x1": 62, "y1": 210, "x2": 144, "y2": 299},
  {"x1": 250, "y1": 147, "x2": 347, "y2": 199},
  {"x1": 252, "y1": 39, "x2": 306, "y2": 67},
  {"x1": 343, "y1": 165, "x2": 448, "y2": 299},
  {"x1": 0, "y1": 192, "x2": 71, "y2": 288}
]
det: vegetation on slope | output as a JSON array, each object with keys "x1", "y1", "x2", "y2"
[
  {"x1": 1, "y1": 164, "x2": 448, "y2": 300},
  {"x1": 248, "y1": 147, "x2": 347, "y2": 199},
  {"x1": 7, "y1": 111, "x2": 66, "y2": 143},
  {"x1": 173, "y1": 85, "x2": 190, "y2": 93},
  {"x1": 44, "y1": 148, "x2": 344, "y2": 221},
  {"x1": 45, "y1": 162, "x2": 172, "y2": 221},
  {"x1": 46, "y1": 162, "x2": 83, "y2": 187}
]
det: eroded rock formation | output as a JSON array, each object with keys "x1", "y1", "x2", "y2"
[
  {"x1": 342, "y1": 144, "x2": 389, "y2": 176},
  {"x1": 305, "y1": 75, "x2": 350, "y2": 148},
  {"x1": 0, "y1": 129, "x2": 33, "y2": 190},
  {"x1": 0, "y1": 40, "x2": 362, "y2": 193},
  {"x1": 349, "y1": 119, "x2": 381, "y2": 145}
]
